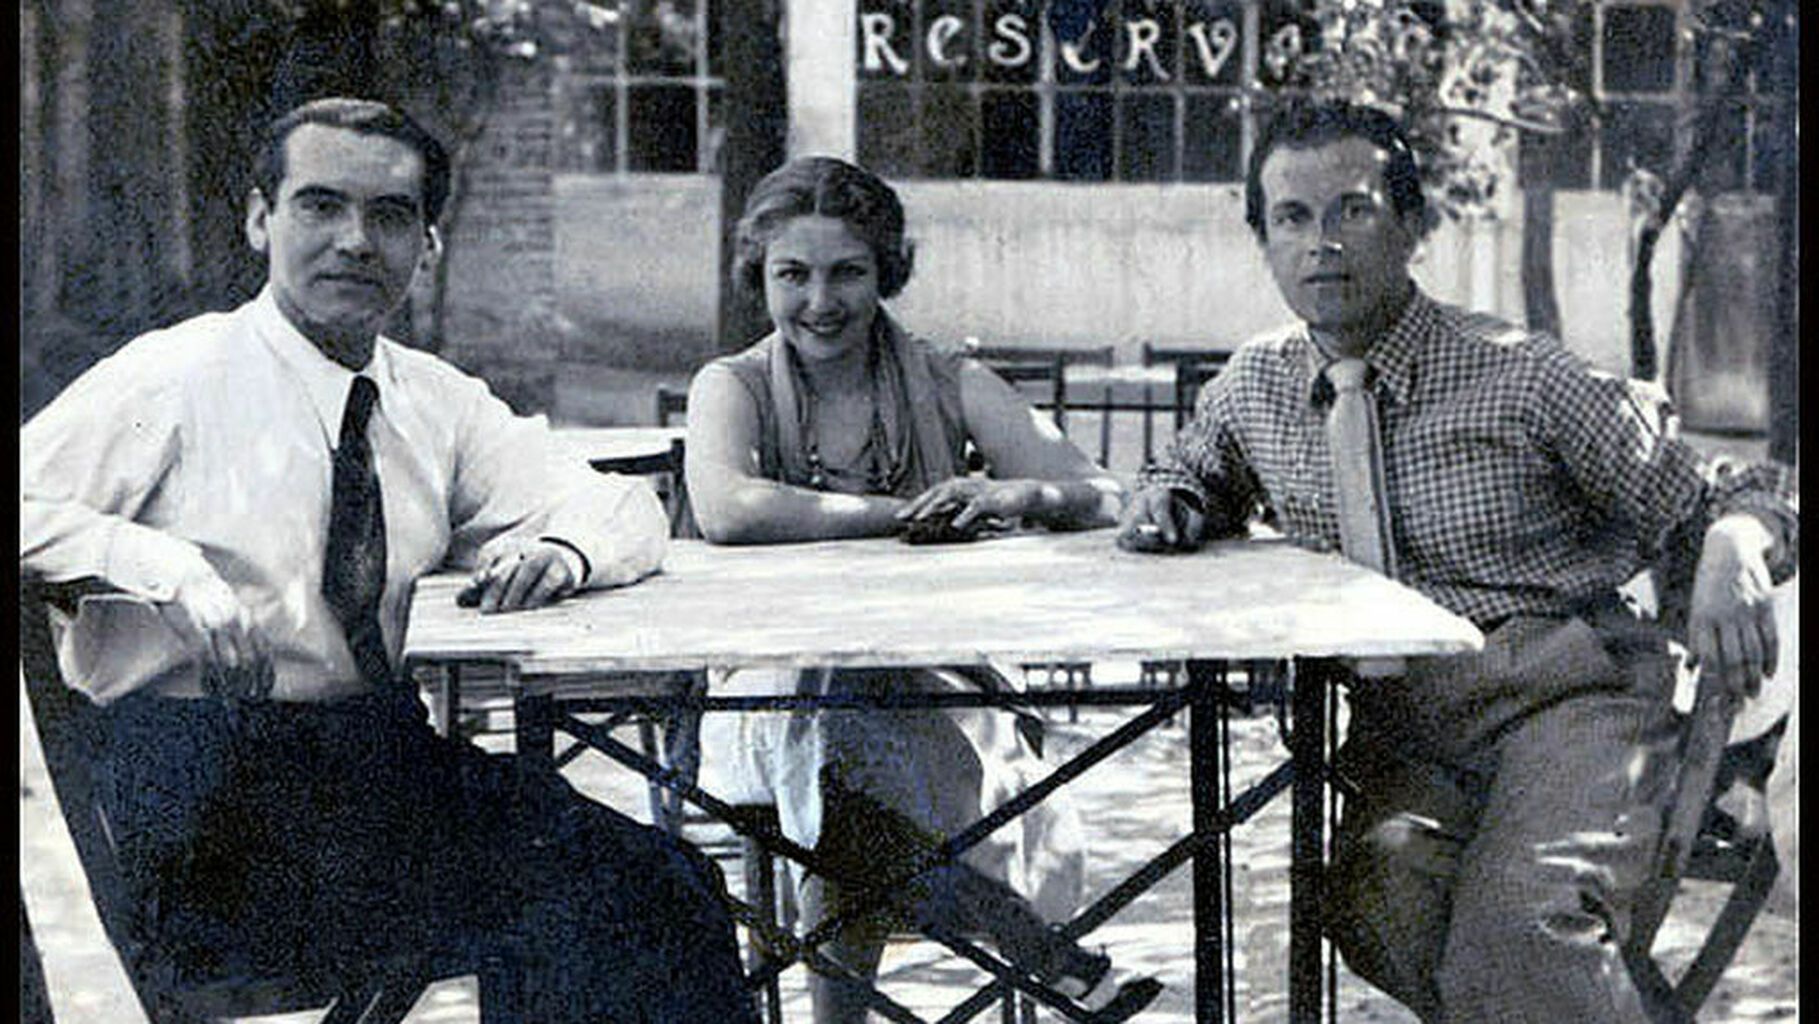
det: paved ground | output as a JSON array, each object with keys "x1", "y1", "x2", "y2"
[{"x1": 20, "y1": 673, "x2": 1797, "y2": 1023}]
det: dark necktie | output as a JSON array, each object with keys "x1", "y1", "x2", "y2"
[
  {"x1": 323, "y1": 376, "x2": 405, "y2": 707},
  {"x1": 1324, "y1": 358, "x2": 1398, "y2": 578}
]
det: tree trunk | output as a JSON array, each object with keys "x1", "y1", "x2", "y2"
[
  {"x1": 715, "y1": 0, "x2": 789, "y2": 354},
  {"x1": 1520, "y1": 184, "x2": 1562, "y2": 338},
  {"x1": 1628, "y1": 11, "x2": 1748, "y2": 381},
  {"x1": 1766, "y1": 7, "x2": 1798, "y2": 465}
]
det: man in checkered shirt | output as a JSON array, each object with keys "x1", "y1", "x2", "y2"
[{"x1": 1118, "y1": 100, "x2": 1796, "y2": 1022}]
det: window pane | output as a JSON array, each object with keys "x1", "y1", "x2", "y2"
[
  {"x1": 856, "y1": 0, "x2": 915, "y2": 81},
  {"x1": 1750, "y1": 101, "x2": 1791, "y2": 194},
  {"x1": 1700, "y1": 98, "x2": 1748, "y2": 193},
  {"x1": 1183, "y1": 92, "x2": 1242, "y2": 182},
  {"x1": 920, "y1": 84, "x2": 979, "y2": 177},
  {"x1": 626, "y1": 0, "x2": 701, "y2": 77},
  {"x1": 705, "y1": 0, "x2": 723, "y2": 76},
  {"x1": 1183, "y1": 0, "x2": 1243, "y2": 86},
  {"x1": 628, "y1": 85, "x2": 698, "y2": 171},
  {"x1": 1051, "y1": 0, "x2": 1114, "y2": 87},
  {"x1": 1117, "y1": 0, "x2": 1178, "y2": 87},
  {"x1": 981, "y1": 90, "x2": 1040, "y2": 179},
  {"x1": 925, "y1": 0, "x2": 976, "y2": 83},
  {"x1": 1120, "y1": 93, "x2": 1176, "y2": 181},
  {"x1": 982, "y1": 0, "x2": 1041, "y2": 85},
  {"x1": 1601, "y1": 5, "x2": 1676, "y2": 94},
  {"x1": 857, "y1": 81, "x2": 919, "y2": 178},
  {"x1": 558, "y1": 82, "x2": 617, "y2": 172},
  {"x1": 1598, "y1": 100, "x2": 1674, "y2": 187},
  {"x1": 1055, "y1": 90, "x2": 1113, "y2": 181},
  {"x1": 1518, "y1": 113, "x2": 1592, "y2": 190},
  {"x1": 1259, "y1": 0, "x2": 1318, "y2": 89}
]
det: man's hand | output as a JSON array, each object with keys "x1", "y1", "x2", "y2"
[
  {"x1": 1116, "y1": 488, "x2": 1207, "y2": 553},
  {"x1": 156, "y1": 566, "x2": 274, "y2": 699},
  {"x1": 1687, "y1": 514, "x2": 1780, "y2": 699},
  {"x1": 460, "y1": 536, "x2": 581, "y2": 613}
]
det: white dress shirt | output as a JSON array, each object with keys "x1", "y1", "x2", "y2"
[{"x1": 22, "y1": 287, "x2": 667, "y2": 703}]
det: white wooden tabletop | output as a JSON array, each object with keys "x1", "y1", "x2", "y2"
[{"x1": 404, "y1": 529, "x2": 1482, "y2": 688}]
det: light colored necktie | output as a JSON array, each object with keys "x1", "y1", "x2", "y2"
[{"x1": 1324, "y1": 358, "x2": 1398, "y2": 578}]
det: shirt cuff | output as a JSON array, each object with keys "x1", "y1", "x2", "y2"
[
  {"x1": 538, "y1": 536, "x2": 592, "y2": 587},
  {"x1": 545, "y1": 480, "x2": 669, "y2": 590},
  {"x1": 1136, "y1": 466, "x2": 1211, "y2": 512}
]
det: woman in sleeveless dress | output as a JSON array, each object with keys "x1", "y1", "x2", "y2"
[{"x1": 686, "y1": 157, "x2": 1160, "y2": 1023}]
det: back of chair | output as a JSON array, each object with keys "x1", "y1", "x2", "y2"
[
  {"x1": 593, "y1": 437, "x2": 698, "y2": 539},
  {"x1": 1141, "y1": 343, "x2": 1234, "y2": 460},
  {"x1": 972, "y1": 345, "x2": 1114, "y2": 461},
  {"x1": 654, "y1": 385, "x2": 688, "y2": 427},
  {"x1": 20, "y1": 580, "x2": 476, "y2": 1024},
  {"x1": 1617, "y1": 377, "x2": 1784, "y2": 1021},
  {"x1": 18, "y1": 579, "x2": 155, "y2": 995}
]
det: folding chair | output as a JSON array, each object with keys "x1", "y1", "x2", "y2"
[
  {"x1": 654, "y1": 384, "x2": 689, "y2": 427},
  {"x1": 20, "y1": 578, "x2": 500, "y2": 1023},
  {"x1": 1621, "y1": 669, "x2": 1784, "y2": 1021},
  {"x1": 586, "y1": 438, "x2": 705, "y2": 832},
  {"x1": 1614, "y1": 378, "x2": 1786, "y2": 1024},
  {"x1": 1139, "y1": 343, "x2": 1234, "y2": 464}
]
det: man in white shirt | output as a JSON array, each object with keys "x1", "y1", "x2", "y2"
[{"x1": 21, "y1": 97, "x2": 757, "y2": 1021}]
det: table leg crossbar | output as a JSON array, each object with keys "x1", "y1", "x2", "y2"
[
  {"x1": 549, "y1": 670, "x2": 1317, "y2": 1023},
  {"x1": 558, "y1": 692, "x2": 1199, "y2": 1022},
  {"x1": 562, "y1": 717, "x2": 1107, "y2": 1024},
  {"x1": 505, "y1": 657, "x2": 1340, "y2": 1024}
]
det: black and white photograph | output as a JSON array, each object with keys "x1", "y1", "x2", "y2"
[{"x1": 20, "y1": 1, "x2": 1799, "y2": 1021}]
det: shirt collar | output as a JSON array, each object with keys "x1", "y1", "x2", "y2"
[
  {"x1": 247, "y1": 285, "x2": 393, "y2": 437},
  {"x1": 1300, "y1": 285, "x2": 1433, "y2": 407}
]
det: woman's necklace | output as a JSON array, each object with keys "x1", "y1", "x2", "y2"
[{"x1": 796, "y1": 339, "x2": 904, "y2": 493}]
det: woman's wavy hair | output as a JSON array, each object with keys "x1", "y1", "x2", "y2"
[{"x1": 732, "y1": 156, "x2": 915, "y2": 299}]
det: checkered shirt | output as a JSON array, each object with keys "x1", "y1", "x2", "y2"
[{"x1": 1139, "y1": 289, "x2": 1799, "y2": 628}]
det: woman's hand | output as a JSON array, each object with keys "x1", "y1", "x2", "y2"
[{"x1": 898, "y1": 477, "x2": 1045, "y2": 531}]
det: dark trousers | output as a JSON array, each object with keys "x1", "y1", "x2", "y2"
[
  {"x1": 1325, "y1": 611, "x2": 1683, "y2": 1024},
  {"x1": 98, "y1": 694, "x2": 758, "y2": 1024}
]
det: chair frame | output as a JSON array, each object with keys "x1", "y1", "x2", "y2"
[
  {"x1": 971, "y1": 344, "x2": 1117, "y2": 465},
  {"x1": 655, "y1": 384, "x2": 689, "y2": 428},
  {"x1": 19, "y1": 578, "x2": 500, "y2": 1024},
  {"x1": 1138, "y1": 343, "x2": 1234, "y2": 464}
]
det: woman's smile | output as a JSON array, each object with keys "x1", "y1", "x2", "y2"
[{"x1": 763, "y1": 214, "x2": 882, "y2": 361}]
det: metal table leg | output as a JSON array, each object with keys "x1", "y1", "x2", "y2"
[
  {"x1": 1289, "y1": 659, "x2": 1334, "y2": 1024},
  {"x1": 432, "y1": 663, "x2": 462, "y2": 739},
  {"x1": 1187, "y1": 659, "x2": 1231, "y2": 1024}
]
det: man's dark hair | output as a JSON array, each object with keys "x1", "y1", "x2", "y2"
[
  {"x1": 253, "y1": 98, "x2": 452, "y2": 225},
  {"x1": 1244, "y1": 100, "x2": 1428, "y2": 240},
  {"x1": 732, "y1": 156, "x2": 915, "y2": 299}
]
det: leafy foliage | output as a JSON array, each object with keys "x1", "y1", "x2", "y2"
[{"x1": 1262, "y1": 0, "x2": 1594, "y2": 220}]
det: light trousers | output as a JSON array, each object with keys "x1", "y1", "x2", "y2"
[{"x1": 1326, "y1": 611, "x2": 1682, "y2": 1024}]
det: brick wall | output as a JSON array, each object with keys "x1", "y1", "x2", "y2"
[{"x1": 439, "y1": 59, "x2": 561, "y2": 414}]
